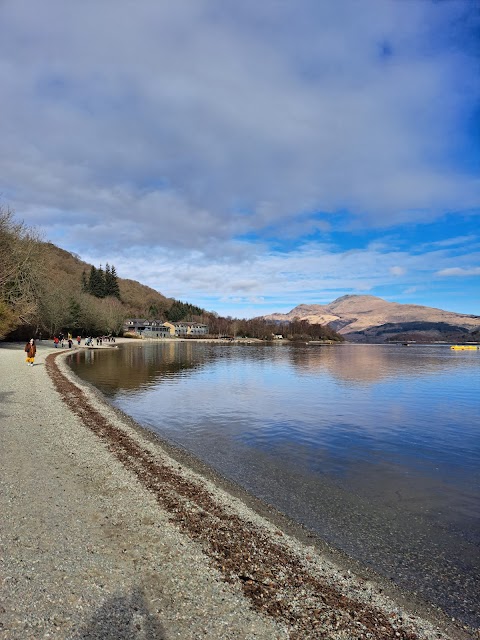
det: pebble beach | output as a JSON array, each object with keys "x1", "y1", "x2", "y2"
[{"x1": 0, "y1": 340, "x2": 476, "y2": 639}]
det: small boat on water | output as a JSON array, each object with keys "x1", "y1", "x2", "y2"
[{"x1": 450, "y1": 345, "x2": 478, "y2": 350}]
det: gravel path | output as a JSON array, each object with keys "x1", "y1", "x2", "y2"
[{"x1": 0, "y1": 341, "x2": 475, "y2": 639}]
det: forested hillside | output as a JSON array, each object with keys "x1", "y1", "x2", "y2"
[
  {"x1": 0, "y1": 206, "x2": 174, "y2": 339},
  {"x1": 1, "y1": 207, "x2": 343, "y2": 343}
]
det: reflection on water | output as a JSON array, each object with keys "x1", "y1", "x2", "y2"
[
  {"x1": 74, "y1": 342, "x2": 203, "y2": 391},
  {"x1": 69, "y1": 343, "x2": 480, "y2": 628},
  {"x1": 73, "y1": 342, "x2": 480, "y2": 390},
  {"x1": 288, "y1": 342, "x2": 479, "y2": 382}
]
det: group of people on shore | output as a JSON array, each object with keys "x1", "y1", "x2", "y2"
[
  {"x1": 83, "y1": 335, "x2": 116, "y2": 346},
  {"x1": 23, "y1": 333, "x2": 117, "y2": 367},
  {"x1": 53, "y1": 333, "x2": 76, "y2": 349},
  {"x1": 52, "y1": 333, "x2": 116, "y2": 348}
]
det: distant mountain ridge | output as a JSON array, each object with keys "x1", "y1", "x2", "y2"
[{"x1": 263, "y1": 295, "x2": 480, "y2": 342}]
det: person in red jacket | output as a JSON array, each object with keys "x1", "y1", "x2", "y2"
[{"x1": 24, "y1": 339, "x2": 36, "y2": 366}]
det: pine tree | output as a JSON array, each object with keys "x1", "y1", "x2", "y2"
[
  {"x1": 88, "y1": 265, "x2": 106, "y2": 298},
  {"x1": 104, "y1": 263, "x2": 120, "y2": 299},
  {"x1": 88, "y1": 266, "x2": 97, "y2": 295},
  {"x1": 81, "y1": 270, "x2": 88, "y2": 292},
  {"x1": 104, "y1": 263, "x2": 112, "y2": 294},
  {"x1": 86, "y1": 263, "x2": 119, "y2": 299},
  {"x1": 98, "y1": 265, "x2": 106, "y2": 298},
  {"x1": 109, "y1": 264, "x2": 120, "y2": 299}
]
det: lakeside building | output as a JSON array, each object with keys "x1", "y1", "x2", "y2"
[
  {"x1": 123, "y1": 318, "x2": 208, "y2": 338},
  {"x1": 123, "y1": 319, "x2": 169, "y2": 338}
]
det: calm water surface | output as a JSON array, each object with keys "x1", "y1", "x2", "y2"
[{"x1": 69, "y1": 343, "x2": 480, "y2": 627}]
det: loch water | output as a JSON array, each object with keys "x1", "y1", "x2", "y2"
[{"x1": 69, "y1": 342, "x2": 480, "y2": 628}]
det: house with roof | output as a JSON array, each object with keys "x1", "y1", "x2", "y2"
[
  {"x1": 165, "y1": 321, "x2": 208, "y2": 336},
  {"x1": 123, "y1": 318, "x2": 208, "y2": 338},
  {"x1": 123, "y1": 318, "x2": 171, "y2": 337}
]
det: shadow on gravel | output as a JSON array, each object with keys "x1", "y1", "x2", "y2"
[
  {"x1": 0, "y1": 390, "x2": 15, "y2": 416},
  {"x1": 73, "y1": 587, "x2": 166, "y2": 639}
]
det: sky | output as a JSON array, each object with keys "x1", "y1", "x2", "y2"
[{"x1": 1, "y1": 1, "x2": 479, "y2": 318}]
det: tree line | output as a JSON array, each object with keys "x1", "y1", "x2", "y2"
[
  {"x1": 165, "y1": 300, "x2": 204, "y2": 322},
  {"x1": 140, "y1": 302, "x2": 343, "y2": 341},
  {"x1": 203, "y1": 314, "x2": 343, "y2": 341}
]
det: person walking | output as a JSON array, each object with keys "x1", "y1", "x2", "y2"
[
  {"x1": 53, "y1": 336, "x2": 59, "y2": 348},
  {"x1": 24, "y1": 339, "x2": 36, "y2": 366}
]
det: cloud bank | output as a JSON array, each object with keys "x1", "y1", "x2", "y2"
[{"x1": 0, "y1": 0, "x2": 478, "y2": 315}]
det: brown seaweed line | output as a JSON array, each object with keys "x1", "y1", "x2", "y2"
[{"x1": 46, "y1": 351, "x2": 420, "y2": 640}]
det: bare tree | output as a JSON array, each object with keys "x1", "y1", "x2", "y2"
[{"x1": 0, "y1": 206, "x2": 44, "y2": 338}]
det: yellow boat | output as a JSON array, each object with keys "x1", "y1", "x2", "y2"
[{"x1": 450, "y1": 345, "x2": 478, "y2": 350}]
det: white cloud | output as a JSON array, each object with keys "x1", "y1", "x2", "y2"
[
  {"x1": 1, "y1": 0, "x2": 479, "y2": 316},
  {"x1": 430, "y1": 236, "x2": 477, "y2": 248},
  {"x1": 76, "y1": 238, "x2": 478, "y2": 315},
  {"x1": 0, "y1": 0, "x2": 478, "y2": 256},
  {"x1": 436, "y1": 267, "x2": 480, "y2": 277}
]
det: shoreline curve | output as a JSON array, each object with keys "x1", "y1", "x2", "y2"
[{"x1": 0, "y1": 341, "x2": 475, "y2": 639}]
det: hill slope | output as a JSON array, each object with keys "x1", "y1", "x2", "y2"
[
  {"x1": 3, "y1": 241, "x2": 176, "y2": 339},
  {"x1": 263, "y1": 295, "x2": 480, "y2": 342},
  {"x1": 42, "y1": 242, "x2": 173, "y2": 317}
]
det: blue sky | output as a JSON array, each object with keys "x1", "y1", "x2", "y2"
[{"x1": 1, "y1": 0, "x2": 479, "y2": 317}]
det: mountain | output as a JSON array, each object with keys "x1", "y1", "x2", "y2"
[{"x1": 263, "y1": 295, "x2": 480, "y2": 342}]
